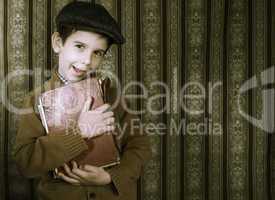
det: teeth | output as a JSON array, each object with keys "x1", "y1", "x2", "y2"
[{"x1": 73, "y1": 65, "x2": 85, "y2": 73}]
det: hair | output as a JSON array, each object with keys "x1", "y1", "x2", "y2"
[{"x1": 57, "y1": 24, "x2": 113, "y2": 51}]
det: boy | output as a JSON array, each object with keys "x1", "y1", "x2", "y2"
[{"x1": 13, "y1": 2, "x2": 151, "y2": 200}]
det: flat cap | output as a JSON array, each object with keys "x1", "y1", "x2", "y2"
[{"x1": 56, "y1": 2, "x2": 125, "y2": 44}]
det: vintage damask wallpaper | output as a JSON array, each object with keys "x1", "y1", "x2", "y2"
[{"x1": 0, "y1": 0, "x2": 275, "y2": 200}]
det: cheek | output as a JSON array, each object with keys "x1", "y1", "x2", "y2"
[{"x1": 61, "y1": 50, "x2": 79, "y2": 63}]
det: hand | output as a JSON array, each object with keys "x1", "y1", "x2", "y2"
[
  {"x1": 57, "y1": 161, "x2": 112, "y2": 186},
  {"x1": 78, "y1": 97, "x2": 115, "y2": 138}
]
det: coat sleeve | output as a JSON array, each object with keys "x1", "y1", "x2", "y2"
[
  {"x1": 106, "y1": 109, "x2": 152, "y2": 196},
  {"x1": 13, "y1": 95, "x2": 88, "y2": 178}
]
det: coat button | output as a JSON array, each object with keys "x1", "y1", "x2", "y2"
[{"x1": 89, "y1": 193, "x2": 96, "y2": 200}]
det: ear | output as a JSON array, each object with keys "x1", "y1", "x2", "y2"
[{"x1": 51, "y1": 32, "x2": 63, "y2": 53}]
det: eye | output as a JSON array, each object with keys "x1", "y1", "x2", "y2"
[
  {"x1": 75, "y1": 44, "x2": 85, "y2": 50},
  {"x1": 94, "y1": 50, "x2": 105, "y2": 58}
]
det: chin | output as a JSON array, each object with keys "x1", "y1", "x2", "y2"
[{"x1": 69, "y1": 75, "x2": 85, "y2": 82}]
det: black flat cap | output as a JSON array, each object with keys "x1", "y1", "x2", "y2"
[{"x1": 56, "y1": 2, "x2": 125, "y2": 44}]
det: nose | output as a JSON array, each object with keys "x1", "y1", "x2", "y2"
[{"x1": 81, "y1": 51, "x2": 92, "y2": 65}]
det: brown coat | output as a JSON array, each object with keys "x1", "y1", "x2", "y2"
[{"x1": 13, "y1": 72, "x2": 151, "y2": 200}]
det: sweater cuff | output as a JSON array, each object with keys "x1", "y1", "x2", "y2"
[
  {"x1": 49, "y1": 134, "x2": 88, "y2": 161},
  {"x1": 63, "y1": 134, "x2": 88, "y2": 160},
  {"x1": 50, "y1": 120, "x2": 88, "y2": 160}
]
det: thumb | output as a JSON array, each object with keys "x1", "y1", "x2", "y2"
[{"x1": 81, "y1": 96, "x2": 94, "y2": 113}]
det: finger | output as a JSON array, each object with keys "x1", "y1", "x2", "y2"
[
  {"x1": 96, "y1": 125, "x2": 115, "y2": 135},
  {"x1": 58, "y1": 172, "x2": 81, "y2": 185},
  {"x1": 101, "y1": 111, "x2": 114, "y2": 119},
  {"x1": 95, "y1": 124, "x2": 115, "y2": 136},
  {"x1": 71, "y1": 161, "x2": 78, "y2": 169},
  {"x1": 104, "y1": 117, "x2": 115, "y2": 125},
  {"x1": 63, "y1": 163, "x2": 81, "y2": 180},
  {"x1": 70, "y1": 162, "x2": 90, "y2": 180},
  {"x1": 85, "y1": 123, "x2": 105, "y2": 138},
  {"x1": 82, "y1": 164, "x2": 98, "y2": 172},
  {"x1": 103, "y1": 125, "x2": 115, "y2": 132},
  {"x1": 81, "y1": 97, "x2": 93, "y2": 113},
  {"x1": 71, "y1": 167, "x2": 93, "y2": 180},
  {"x1": 94, "y1": 104, "x2": 110, "y2": 112},
  {"x1": 79, "y1": 165, "x2": 84, "y2": 170}
]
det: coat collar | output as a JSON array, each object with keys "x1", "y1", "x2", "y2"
[{"x1": 49, "y1": 68, "x2": 97, "y2": 90}]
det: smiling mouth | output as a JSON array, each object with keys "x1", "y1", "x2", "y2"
[{"x1": 72, "y1": 65, "x2": 86, "y2": 74}]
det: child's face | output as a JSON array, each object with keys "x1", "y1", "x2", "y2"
[{"x1": 55, "y1": 30, "x2": 108, "y2": 82}]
